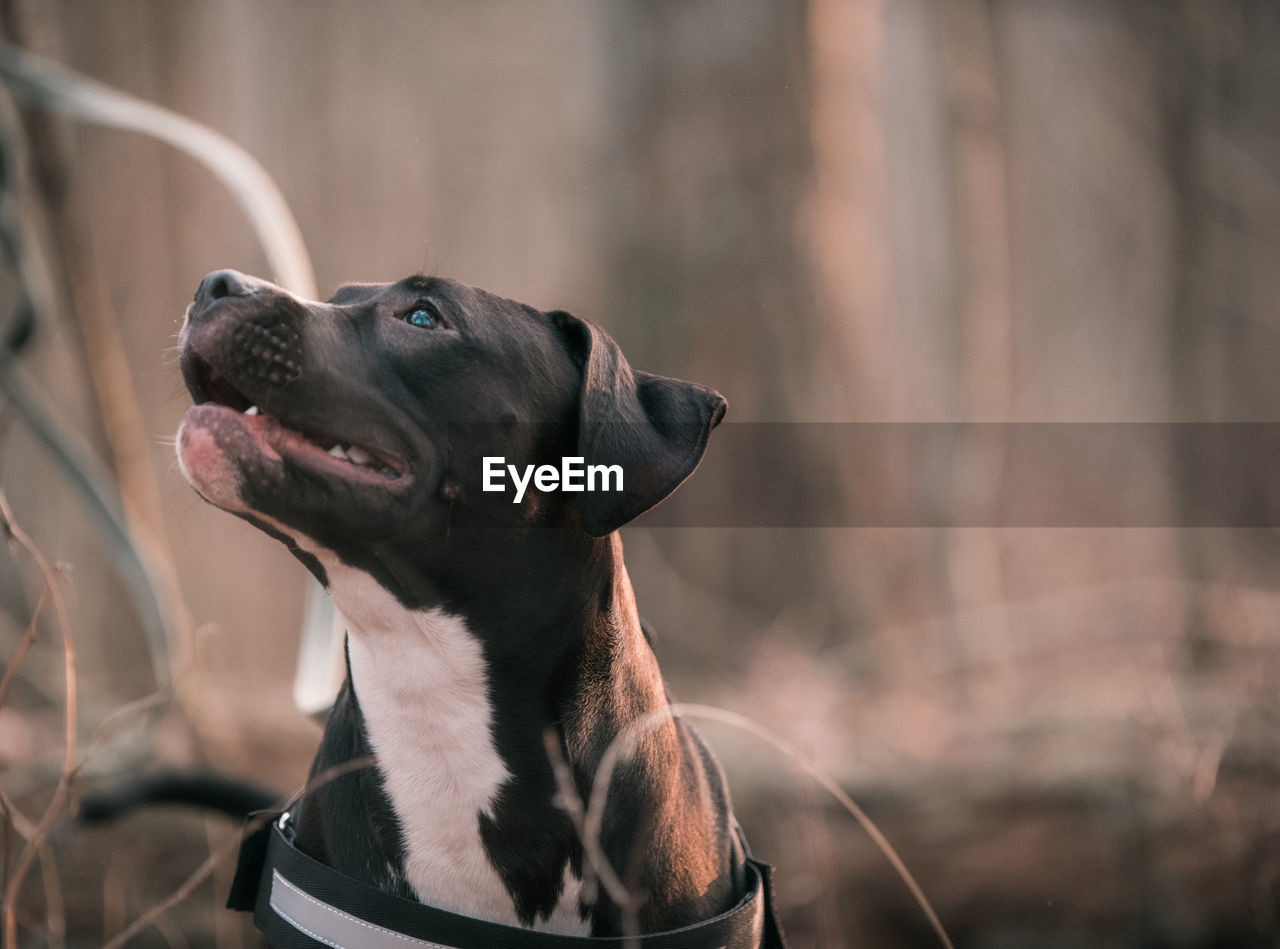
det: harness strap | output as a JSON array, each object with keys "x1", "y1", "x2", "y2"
[{"x1": 229, "y1": 812, "x2": 785, "y2": 949}]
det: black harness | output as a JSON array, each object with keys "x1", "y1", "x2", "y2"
[{"x1": 230, "y1": 809, "x2": 787, "y2": 949}]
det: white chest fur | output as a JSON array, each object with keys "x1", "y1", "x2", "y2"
[{"x1": 317, "y1": 557, "x2": 587, "y2": 935}]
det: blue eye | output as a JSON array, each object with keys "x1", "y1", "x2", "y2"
[{"x1": 406, "y1": 306, "x2": 439, "y2": 328}]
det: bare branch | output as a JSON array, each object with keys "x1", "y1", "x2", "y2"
[
  {"x1": 0, "y1": 582, "x2": 48, "y2": 710},
  {"x1": 583, "y1": 702, "x2": 956, "y2": 949},
  {"x1": 0, "y1": 492, "x2": 77, "y2": 949},
  {"x1": 101, "y1": 755, "x2": 375, "y2": 949},
  {"x1": 540, "y1": 728, "x2": 646, "y2": 945}
]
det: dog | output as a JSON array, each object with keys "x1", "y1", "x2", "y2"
[{"x1": 174, "y1": 270, "x2": 783, "y2": 945}]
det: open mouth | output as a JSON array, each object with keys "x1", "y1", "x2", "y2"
[{"x1": 185, "y1": 353, "x2": 406, "y2": 482}]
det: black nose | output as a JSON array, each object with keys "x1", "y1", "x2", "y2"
[{"x1": 194, "y1": 269, "x2": 260, "y2": 309}]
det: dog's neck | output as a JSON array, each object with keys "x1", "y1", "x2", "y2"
[{"x1": 308, "y1": 532, "x2": 738, "y2": 936}]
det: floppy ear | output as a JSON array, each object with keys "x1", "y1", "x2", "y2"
[{"x1": 552, "y1": 311, "x2": 726, "y2": 537}]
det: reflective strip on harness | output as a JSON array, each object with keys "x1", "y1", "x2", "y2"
[{"x1": 271, "y1": 869, "x2": 452, "y2": 949}]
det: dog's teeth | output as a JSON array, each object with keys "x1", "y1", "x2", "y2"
[
  {"x1": 244, "y1": 405, "x2": 260, "y2": 416},
  {"x1": 347, "y1": 445, "x2": 373, "y2": 466},
  {"x1": 327, "y1": 445, "x2": 349, "y2": 460}
]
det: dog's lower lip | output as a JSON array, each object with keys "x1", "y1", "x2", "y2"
[{"x1": 192, "y1": 403, "x2": 408, "y2": 482}]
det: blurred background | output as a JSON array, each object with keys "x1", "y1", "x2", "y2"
[{"x1": 2, "y1": 1, "x2": 1280, "y2": 946}]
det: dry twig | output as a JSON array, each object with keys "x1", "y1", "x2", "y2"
[
  {"x1": 36, "y1": 843, "x2": 63, "y2": 949},
  {"x1": 101, "y1": 755, "x2": 374, "y2": 949},
  {"x1": 584, "y1": 702, "x2": 956, "y2": 949},
  {"x1": 0, "y1": 583, "x2": 49, "y2": 710},
  {"x1": 541, "y1": 729, "x2": 644, "y2": 947},
  {"x1": 0, "y1": 492, "x2": 78, "y2": 949}
]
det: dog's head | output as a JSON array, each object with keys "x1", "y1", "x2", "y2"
[{"x1": 176, "y1": 270, "x2": 724, "y2": 601}]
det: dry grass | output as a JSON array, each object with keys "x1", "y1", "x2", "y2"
[{"x1": 7, "y1": 506, "x2": 1280, "y2": 948}]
